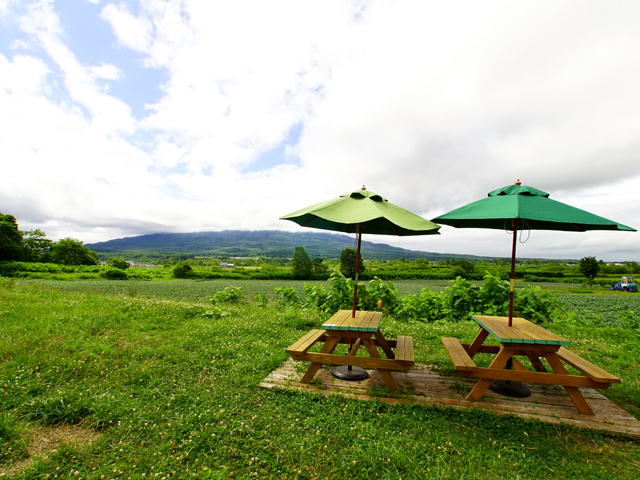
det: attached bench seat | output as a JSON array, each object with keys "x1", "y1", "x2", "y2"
[
  {"x1": 286, "y1": 329, "x2": 326, "y2": 355},
  {"x1": 556, "y1": 347, "x2": 621, "y2": 384},
  {"x1": 441, "y1": 337, "x2": 476, "y2": 371},
  {"x1": 395, "y1": 335, "x2": 415, "y2": 365}
]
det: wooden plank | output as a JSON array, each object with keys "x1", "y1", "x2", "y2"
[
  {"x1": 360, "y1": 311, "x2": 382, "y2": 332},
  {"x1": 441, "y1": 337, "x2": 476, "y2": 371},
  {"x1": 455, "y1": 366, "x2": 611, "y2": 389},
  {"x1": 286, "y1": 329, "x2": 325, "y2": 354},
  {"x1": 512, "y1": 317, "x2": 571, "y2": 345},
  {"x1": 473, "y1": 315, "x2": 570, "y2": 346},
  {"x1": 556, "y1": 347, "x2": 621, "y2": 384},
  {"x1": 395, "y1": 336, "x2": 414, "y2": 363},
  {"x1": 297, "y1": 351, "x2": 412, "y2": 371},
  {"x1": 322, "y1": 310, "x2": 351, "y2": 330},
  {"x1": 349, "y1": 310, "x2": 367, "y2": 331},
  {"x1": 262, "y1": 359, "x2": 640, "y2": 439}
]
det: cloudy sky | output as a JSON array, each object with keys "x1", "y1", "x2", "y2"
[{"x1": 1, "y1": 0, "x2": 639, "y2": 261}]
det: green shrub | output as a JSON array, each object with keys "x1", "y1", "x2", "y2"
[
  {"x1": 102, "y1": 266, "x2": 128, "y2": 280},
  {"x1": 173, "y1": 262, "x2": 193, "y2": 278},
  {"x1": 275, "y1": 286, "x2": 302, "y2": 306},
  {"x1": 107, "y1": 257, "x2": 130, "y2": 270},
  {"x1": 210, "y1": 286, "x2": 245, "y2": 304}
]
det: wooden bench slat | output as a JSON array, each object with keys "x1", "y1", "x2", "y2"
[
  {"x1": 286, "y1": 329, "x2": 325, "y2": 354},
  {"x1": 556, "y1": 347, "x2": 621, "y2": 384},
  {"x1": 395, "y1": 335, "x2": 414, "y2": 363},
  {"x1": 441, "y1": 337, "x2": 476, "y2": 371}
]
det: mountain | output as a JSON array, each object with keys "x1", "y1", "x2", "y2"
[{"x1": 86, "y1": 230, "x2": 494, "y2": 261}]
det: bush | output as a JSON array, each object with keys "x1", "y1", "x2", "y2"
[
  {"x1": 210, "y1": 286, "x2": 245, "y2": 304},
  {"x1": 173, "y1": 262, "x2": 193, "y2": 278},
  {"x1": 102, "y1": 267, "x2": 128, "y2": 280},
  {"x1": 275, "y1": 286, "x2": 302, "y2": 306},
  {"x1": 107, "y1": 257, "x2": 130, "y2": 270}
]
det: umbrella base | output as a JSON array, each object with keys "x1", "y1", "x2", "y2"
[
  {"x1": 331, "y1": 365, "x2": 369, "y2": 381},
  {"x1": 489, "y1": 380, "x2": 531, "y2": 398}
]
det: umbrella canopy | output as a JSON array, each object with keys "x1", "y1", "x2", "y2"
[
  {"x1": 434, "y1": 183, "x2": 636, "y2": 232},
  {"x1": 281, "y1": 188, "x2": 441, "y2": 236},
  {"x1": 281, "y1": 187, "x2": 440, "y2": 316},
  {"x1": 433, "y1": 180, "x2": 636, "y2": 325}
]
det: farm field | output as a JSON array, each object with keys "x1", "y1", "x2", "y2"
[{"x1": 1, "y1": 279, "x2": 639, "y2": 479}]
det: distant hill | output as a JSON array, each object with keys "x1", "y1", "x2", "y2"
[{"x1": 86, "y1": 230, "x2": 498, "y2": 262}]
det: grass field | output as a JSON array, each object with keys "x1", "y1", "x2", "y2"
[{"x1": 1, "y1": 279, "x2": 639, "y2": 479}]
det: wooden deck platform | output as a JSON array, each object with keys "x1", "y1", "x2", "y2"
[{"x1": 259, "y1": 359, "x2": 640, "y2": 439}]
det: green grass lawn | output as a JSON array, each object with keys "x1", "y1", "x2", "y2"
[{"x1": 1, "y1": 279, "x2": 639, "y2": 479}]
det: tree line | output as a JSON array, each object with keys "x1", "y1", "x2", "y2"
[{"x1": 0, "y1": 212, "x2": 99, "y2": 265}]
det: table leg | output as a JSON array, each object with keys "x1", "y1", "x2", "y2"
[
  {"x1": 300, "y1": 335, "x2": 341, "y2": 384},
  {"x1": 362, "y1": 338, "x2": 398, "y2": 392},
  {"x1": 525, "y1": 352, "x2": 548, "y2": 372},
  {"x1": 542, "y1": 352, "x2": 594, "y2": 415},
  {"x1": 348, "y1": 338, "x2": 362, "y2": 356},
  {"x1": 467, "y1": 347, "x2": 512, "y2": 402},
  {"x1": 373, "y1": 331, "x2": 395, "y2": 359},
  {"x1": 467, "y1": 328, "x2": 489, "y2": 358}
]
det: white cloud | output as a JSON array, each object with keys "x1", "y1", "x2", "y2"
[{"x1": 1, "y1": 0, "x2": 639, "y2": 261}]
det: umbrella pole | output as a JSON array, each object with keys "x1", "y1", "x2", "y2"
[
  {"x1": 351, "y1": 224, "x2": 363, "y2": 318},
  {"x1": 334, "y1": 223, "x2": 369, "y2": 381},
  {"x1": 508, "y1": 220, "x2": 518, "y2": 327}
]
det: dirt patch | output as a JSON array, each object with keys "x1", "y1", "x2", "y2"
[{"x1": 0, "y1": 424, "x2": 100, "y2": 477}]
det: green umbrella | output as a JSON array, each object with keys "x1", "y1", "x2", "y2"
[
  {"x1": 433, "y1": 180, "x2": 636, "y2": 326},
  {"x1": 281, "y1": 186, "x2": 441, "y2": 317}
]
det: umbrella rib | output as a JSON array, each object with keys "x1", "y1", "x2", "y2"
[
  {"x1": 383, "y1": 218, "x2": 400, "y2": 235},
  {"x1": 569, "y1": 223, "x2": 586, "y2": 232}
]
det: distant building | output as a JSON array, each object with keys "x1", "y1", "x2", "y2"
[{"x1": 220, "y1": 262, "x2": 235, "y2": 268}]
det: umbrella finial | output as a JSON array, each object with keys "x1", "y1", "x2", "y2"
[
  {"x1": 515, "y1": 179, "x2": 521, "y2": 185},
  {"x1": 361, "y1": 185, "x2": 366, "y2": 190}
]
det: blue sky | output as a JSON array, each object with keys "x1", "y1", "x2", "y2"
[{"x1": 1, "y1": 0, "x2": 639, "y2": 261}]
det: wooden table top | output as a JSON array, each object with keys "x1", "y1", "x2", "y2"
[
  {"x1": 472, "y1": 315, "x2": 571, "y2": 346},
  {"x1": 321, "y1": 310, "x2": 382, "y2": 332}
]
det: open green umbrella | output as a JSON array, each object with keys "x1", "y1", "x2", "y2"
[
  {"x1": 433, "y1": 180, "x2": 636, "y2": 326},
  {"x1": 281, "y1": 186, "x2": 441, "y2": 317}
]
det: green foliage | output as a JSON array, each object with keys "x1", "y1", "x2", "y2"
[
  {"x1": 311, "y1": 257, "x2": 329, "y2": 275},
  {"x1": 579, "y1": 256, "x2": 600, "y2": 285},
  {"x1": 210, "y1": 286, "x2": 245, "y2": 304},
  {"x1": 107, "y1": 257, "x2": 130, "y2": 269},
  {"x1": 21, "y1": 228, "x2": 53, "y2": 262},
  {"x1": 514, "y1": 284, "x2": 563, "y2": 323},
  {"x1": 49, "y1": 238, "x2": 99, "y2": 265},
  {"x1": 339, "y1": 248, "x2": 365, "y2": 278},
  {"x1": 102, "y1": 266, "x2": 128, "y2": 280},
  {"x1": 0, "y1": 212, "x2": 24, "y2": 261},
  {"x1": 291, "y1": 245, "x2": 312, "y2": 279},
  {"x1": 450, "y1": 259, "x2": 476, "y2": 279},
  {"x1": 275, "y1": 286, "x2": 302, "y2": 306},
  {"x1": 173, "y1": 262, "x2": 193, "y2": 278}
]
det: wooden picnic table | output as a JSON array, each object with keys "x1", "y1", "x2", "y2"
[
  {"x1": 441, "y1": 315, "x2": 621, "y2": 415},
  {"x1": 286, "y1": 310, "x2": 414, "y2": 392}
]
